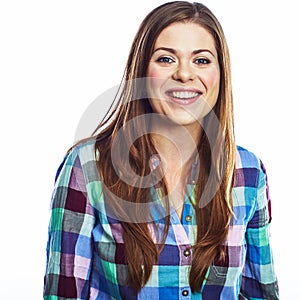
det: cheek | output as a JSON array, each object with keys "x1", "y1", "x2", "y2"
[
  {"x1": 202, "y1": 68, "x2": 220, "y2": 92},
  {"x1": 146, "y1": 60, "x2": 164, "y2": 80},
  {"x1": 147, "y1": 63, "x2": 172, "y2": 80},
  {"x1": 147, "y1": 77, "x2": 160, "y2": 98},
  {"x1": 147, "y1": 67, "x2": 161, "y2": 94},
  {"x1": 202, "y1": 70, "x2": 220, "y2": 90},
  {"x1": 147, "y1": 67, "x2": 160, "y2": 78},
  {"x1": 147, "y1": 66, "x2": 169, "y2": 98}
]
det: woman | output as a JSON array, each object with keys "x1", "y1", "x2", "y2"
[{"x1": 43, "y1": 1, "x2": 279, "y2": 299}]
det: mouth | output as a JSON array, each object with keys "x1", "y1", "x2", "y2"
[{"x1": 165, "y1": 88, "x2": 202, "y2": 105}]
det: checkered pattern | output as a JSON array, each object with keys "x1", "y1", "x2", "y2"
[{"x1": 43, "y1": 139, "x2": 279, "y2": 299}]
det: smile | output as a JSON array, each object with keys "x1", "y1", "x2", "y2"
[{"x1": 165, "y1": 89, "x2": 202, "y2": 105}]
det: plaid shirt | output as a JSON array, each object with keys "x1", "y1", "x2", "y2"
[{"x1": 43, "y1": 139, "x2": 279, "y2": 299}]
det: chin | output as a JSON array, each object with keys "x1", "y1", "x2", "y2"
[{"x1": 168, "y1": 116, "x2": 201, "y2": 127}]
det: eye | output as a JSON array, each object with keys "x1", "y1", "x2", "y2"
[
  {"x1": 195, "y1": 58, "x2": 210, "y2": 64},
  {"x1": 157, "y1": 56, "x2": 174, "y2": 64}
]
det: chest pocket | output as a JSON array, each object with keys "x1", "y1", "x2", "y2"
[
  {"x1": 210, "y1": 225, "x2": 247, "y2": 281},
  {"x1": 92, "y1": 222, "x2": 121, "y2": 263}
]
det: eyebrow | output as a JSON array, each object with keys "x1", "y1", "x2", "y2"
[{"x1": 153, "y1": 47, "x2": 215, "y2": 57}]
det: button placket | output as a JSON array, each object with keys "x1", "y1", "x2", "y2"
[{"x1": 180, "y1": 245, "x2": 192, "y2": 270}]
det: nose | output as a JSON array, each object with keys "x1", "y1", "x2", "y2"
[{"x1": 172, "y1": 62, "x2": 196, "y2": 83}]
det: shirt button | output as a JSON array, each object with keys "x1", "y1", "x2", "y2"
[
  {"x1": 182, "y1": 289, "x2": 189, "y2": 296},
  {"x1": 185, "y1": 215, "x2": 192, "y2": 222},
  {"x1": 183, "y1": 249, "x2": 191, "y2": 257}
]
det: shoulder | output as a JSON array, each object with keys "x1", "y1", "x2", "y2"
[
  {"x1": 234, "y1": 145, "x2": 266, "y2": 189},
  {"x1": 73, "y1": 138, "x2": 97, "y2": 162},
  {"x1": 235, "y1": 145, "x2": 261, "y2": 169},
  {"x1": 65, "y1": 138, "x2": 97, "y2": 163},
  {"x1": 55, "y1": 138, "x2": 97, "y2": 182}
]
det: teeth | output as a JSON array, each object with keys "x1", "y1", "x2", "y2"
[{"x1": 170, "y1": 91, "x2": 199, "y2": 99}]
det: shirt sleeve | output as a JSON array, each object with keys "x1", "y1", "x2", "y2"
[
  {"x1": 43, "y1": 147, "x2": 96, "y2": 299},
  {"x1": 239, "y1": 161, "x2": 280, "y2": 299}
]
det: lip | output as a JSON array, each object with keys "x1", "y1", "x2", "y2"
[{"x1": 165, "y1": 88, "x2": 202, "y2": 105}]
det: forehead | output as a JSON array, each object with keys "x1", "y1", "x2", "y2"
[{"x1": 154, "y1": 22, "x2": 216, "y2": 51}]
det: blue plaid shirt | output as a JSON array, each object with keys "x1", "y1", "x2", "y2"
[{"x1": 44, "y1": 139, "x2": 279, "y2": 299}]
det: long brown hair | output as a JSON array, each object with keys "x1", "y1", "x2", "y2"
[{"x1": 92, "y1": 1, "x2": 235, "y2": 294}]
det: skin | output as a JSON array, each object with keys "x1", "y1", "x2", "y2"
[{"x1": 146, "y1": 22, "x2": 221, "y2": 218}]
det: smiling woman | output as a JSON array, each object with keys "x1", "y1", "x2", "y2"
[
  {"x1": 147, "y1": 22, "x2": 220, "y2": 125},
  {"x1": 43, "y1": 1, "x2": 280, "y2": 299}
]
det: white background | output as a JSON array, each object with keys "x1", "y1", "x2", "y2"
[{"x1": 0, "y1": 0, "x2": 298, "y2": 298}]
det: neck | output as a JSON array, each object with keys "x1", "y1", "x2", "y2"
[
  {"x1": 150, "y1": 119, "x2": 201, "y2": 219},
  {"x1": 150, "y1": 117, "x2": 201, "y2": 167}
]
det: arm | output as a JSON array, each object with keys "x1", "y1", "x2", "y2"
[
  {"x1": 240, "y1": 161, "x2": 279, "y2": 300},
  {"x1": 44, "y1": 147, "x2": 96, "y2": 299}
]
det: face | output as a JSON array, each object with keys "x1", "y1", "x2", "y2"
[{"x1": 146, "y1": 22, "x2": 220, "y2": 127}]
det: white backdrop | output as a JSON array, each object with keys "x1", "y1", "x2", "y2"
[{"x1": 0, "y1": 0, "x2": 298, "y2": 298}]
